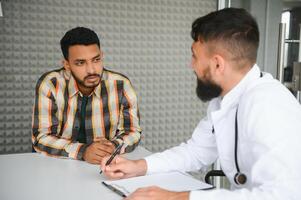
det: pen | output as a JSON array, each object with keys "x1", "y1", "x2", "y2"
[
  {"x1": 102, "y1": 182, "x2": 127, "y2": 197},
  {"x1": 100, "y1": 143, "x2": 124, "y2": 174}
]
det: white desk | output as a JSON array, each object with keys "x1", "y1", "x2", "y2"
[{"x1": 0, "y1": 146, "x2": 152, "y2": 200}]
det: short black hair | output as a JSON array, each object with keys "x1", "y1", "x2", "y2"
[
  {"x1": 60, "y1": 27, "x2": 100, "y2": 60},
  {"x1": 191, "y1": 8, "x2": 259, "y2": 63}
]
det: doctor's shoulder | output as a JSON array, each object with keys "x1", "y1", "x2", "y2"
[
  {"x1": 238, "y1": 79, "x2": 300, "y2": 143},
  {"x1": 237, "y1": 78, "x2": 299, "y2": 125},
  {"x1": 242, "y1": 78, "x2": 297, "y2": 106}
]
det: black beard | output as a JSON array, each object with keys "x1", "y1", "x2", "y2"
[
  {"x1": 71, "y1": 72, "x2": 102, "y2": 89},
  {"x1": 196, "y1": 78, "x2": 222, "y2": 102}
]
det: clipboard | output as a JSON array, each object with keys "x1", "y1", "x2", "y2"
[{"x1": 102, "y1": 171, "x2": 213, "y2": 197}]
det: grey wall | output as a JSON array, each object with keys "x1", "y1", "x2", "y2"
[{"x1": 0, "y1": 0, "x2": 216, "y2": 154}]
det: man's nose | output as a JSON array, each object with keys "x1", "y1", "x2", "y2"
[{"x1": 86, "y1": 61, "x2": 95, "y2": 74}]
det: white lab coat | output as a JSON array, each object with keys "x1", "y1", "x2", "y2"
[{"x1": 144, "y1": 64, "x2": 301, "y2": 199}]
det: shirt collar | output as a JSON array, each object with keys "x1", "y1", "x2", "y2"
[
  {"x1": 93, "y1": 83, "x2": 101, "y2": 98},
  {"x1": 63, "y1": 70, "x2": 79, "y2": 98},
  {"x1": 219, "y1": 64, "x2": 261, "y2": 110},
  {"x1": 93, "y1": 70, "x2": 108, "y2": 98}
]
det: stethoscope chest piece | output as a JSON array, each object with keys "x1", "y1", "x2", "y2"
[{"x1": 234, "y1": 172, "x2": 247, "y2": 185}]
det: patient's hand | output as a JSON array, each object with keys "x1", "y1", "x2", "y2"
[{"x1": 83, "y1": 138, "x2": 115, "y2": 164}]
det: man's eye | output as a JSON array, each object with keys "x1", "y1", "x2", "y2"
[
  {"x1": 93, "y1": 57, "x2": 101, "y2": 62},
  {"x1": 75, "y1": 61, "x2": 85, "y2": 66}
]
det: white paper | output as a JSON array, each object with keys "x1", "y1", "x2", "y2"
[{"x1": 103, "y1": 171, "x2": 213, "y2": 196}]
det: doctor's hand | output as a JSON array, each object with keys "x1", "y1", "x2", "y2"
[
  {"x1": 83, "y1": 138, "x2": 115, "y2": 165},
  {"x1": 125, "y1": 186, "x2": 189, "y2": 200},
  {"x1": 100, "y1": 156, "x2": 147, "y2": 179}
]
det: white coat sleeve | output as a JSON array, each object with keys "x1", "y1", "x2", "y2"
[
  {"x1": 144, "y1": 116, "x2": 218, "y2": 174},
  {"x1": 189, "y1": 83, "x2": 301, "y2": 200}
]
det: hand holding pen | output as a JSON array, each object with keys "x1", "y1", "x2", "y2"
[
  {"x1": 100, "y1": 143, "x2": 124, "y2": 174},
  {"x1": 100, "y1": 152, "x2": 148, "y2": 180}
]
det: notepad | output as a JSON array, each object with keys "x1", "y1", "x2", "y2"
[{"x1": 102, "y1": 171, "x2": 213, "y2": 197}]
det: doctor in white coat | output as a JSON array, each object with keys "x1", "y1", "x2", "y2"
[{"x1": 101, "y1": 8, "x2": 301, "y2": 200}]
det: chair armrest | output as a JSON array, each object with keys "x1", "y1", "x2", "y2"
[{"x1": 204, "y1": 170, "x2": 225, "y2": 184}]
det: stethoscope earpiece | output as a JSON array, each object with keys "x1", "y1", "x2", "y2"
[{"x1": 234, "y1": 172, "x2": 247, "y2": 185}]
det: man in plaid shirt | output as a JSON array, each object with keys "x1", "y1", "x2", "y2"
[{"x1": 32, "y1": 27, "x2": 142, "y2": 164}]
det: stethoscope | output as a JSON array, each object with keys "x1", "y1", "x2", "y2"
[
  {"x1": 212, "y1": 110, "x2": 247, "y2": 185},
  {"x1": 233, "y1": 107, "x2": 247, "y2": 185},
  {"x1": 215, "y1": 72, "x2": 263, "y2": 185}
]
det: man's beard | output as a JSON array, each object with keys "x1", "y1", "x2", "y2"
[
  {"x1": 71, "y1": 72, "x2": 101, "y2": 89},
  {"x1": 196, "y1": 77, "x2": 222, "y2": 102}
]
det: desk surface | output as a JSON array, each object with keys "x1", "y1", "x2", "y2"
[{"x1": 0, "y1": 146, "x2": 152, "y2": 200}]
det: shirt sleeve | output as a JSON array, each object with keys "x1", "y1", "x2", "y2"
[
  {"x1": 144, "y1": 116, "x2": 218, "y2": 174},
  {"x1": 112, "y1": 79, "x2": 142, "y2": 153},
  {"x1": 31, "y1": 78, "x2": 87, "y2": 160}
]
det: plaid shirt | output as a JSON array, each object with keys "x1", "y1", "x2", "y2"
[{"x1": 32, "y1": 68, "x2": 142, "y2": 160}]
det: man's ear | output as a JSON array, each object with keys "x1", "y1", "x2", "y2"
[
  {"x1": 212, "y1": 54, "x2": 225, "y2": 76},
  {"x1": 63, "y1": 59, "x2": 70, "y2": 71}
]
